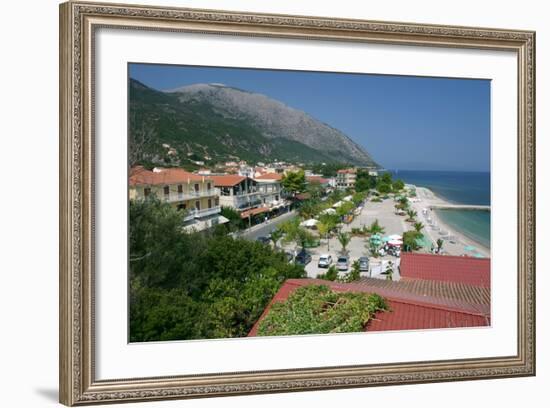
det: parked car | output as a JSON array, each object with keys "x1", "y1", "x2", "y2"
[
  {"x1": 256, "y1": 236, "x2": 270, "y2": 244},
  {"x1": 294, "y1": 250, "x2": 312, "y2": 266},
  {"x1": 358, "y1": 256, "x2": 369, "y2": 272},
  {"x1": 336, "y1": 256, "x2": 349, "y2": 271},
  {"x1": 318, "y1": 254, "x2": 333, "y2": 268}
]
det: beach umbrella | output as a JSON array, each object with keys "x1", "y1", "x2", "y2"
[
  {"x1": 388, "y1": 234, "x2": 402, "y2": 241},
  {"x1": 473, "y1": 253, "x2": 485, "y2": 258},
  {"x1": 388, "y1": 239, "x2": 403, "y2": 246},
  {"x1": 464, "y1": 245, "x2": 477, "y2": 252},
  {"x1": 370, "y1": 234, "x2": 382, "y2": 245},
  {"x1": 300, "y1": 219, "x2": 318, "y2": 227}
]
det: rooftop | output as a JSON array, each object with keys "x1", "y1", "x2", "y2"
[
  {"x1": 254, "y1": 173, "x2": 283, "y2": 181},
  {"x1": 248, "y1": 278, "x2": 490, "y2": 337},
  {"x1": 400, "y1": 253, "x2": 490, "y2": 288},
  {"x1": 210, "y1": 174, "x2": 248, "y2": 187},
  {"x1": 129, "y1": 166, "x2": 207, "y2": 186}
]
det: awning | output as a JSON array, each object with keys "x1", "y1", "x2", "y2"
[{"x1": 240, "y1": 207, "x2": 269, "y2": 218}]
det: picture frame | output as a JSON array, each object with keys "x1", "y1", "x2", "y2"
[{"x1": 59, "y1": 1, "x2": 536, "y2": 405}]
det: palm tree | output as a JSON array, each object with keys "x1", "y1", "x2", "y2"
[
  {"x1": 436, "y1": 238, "x2": 444, "y2": 254},
  {"x1": 337, "y1": 231, "x2": 351, "y2": 254},
  {"x1": 269, "y1": 228, "x2": 283, "y2": 249},
  {"x1": 413, "y1": 222, "x2": 425, "y2": 233},
  {"x1": 406, "y1": 209, "x2": 417, "y2": 222},
  {"x1": 367, "y1": 219, "x2": 385, "y2": 235}
]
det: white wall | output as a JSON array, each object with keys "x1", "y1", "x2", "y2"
[{"x1": 0, "y1": 0, "x2": 546, "y2": 406}]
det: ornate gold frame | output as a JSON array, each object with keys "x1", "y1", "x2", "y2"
[{"x1": 59, "y1": 1, "x2": 536, "y2": 405}]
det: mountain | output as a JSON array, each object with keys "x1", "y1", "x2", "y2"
[{"x1": 129, "y1": 79, "x2": 379, "y2": 168}]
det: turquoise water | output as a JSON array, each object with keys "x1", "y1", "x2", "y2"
[{"x1": 389, "y1": 170, "x2": 491, "y2": 249}]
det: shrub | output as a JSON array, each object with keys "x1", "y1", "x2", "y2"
[{"x1": 257, "y1": 285, "x2": 389, "y2": 336}]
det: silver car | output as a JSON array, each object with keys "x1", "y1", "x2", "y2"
[
  {"x1": 358, "y1": 256, "x2": 369, "y2": 272},
  {"x1": 336, "y1": 256, "x2": 349, "y2": 271}
]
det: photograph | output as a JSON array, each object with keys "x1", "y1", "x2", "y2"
[{"x1": 127, "y1": 63, "x2": 491, "y2": 342}]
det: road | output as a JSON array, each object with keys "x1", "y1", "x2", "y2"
[{"x1": 239, "y1": 210, "x2": 297, "y2": 241}]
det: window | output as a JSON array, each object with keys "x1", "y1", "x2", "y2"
[
  {"x1": 177, "y1": 185, "x2": 183, "y2": 193},
  {"x1": 195, "y1": 201, "x2": 200, "y2": 210},
  {"x1": 208, "y1": 199, "x2": 212, "y2": 209},
  {"x1": 215, "y1": 197, "x2": 219, "y2": 206},
  {"x1": 194, "y1": 183, "x2": 199, "y2": 192},
  {"x1": 163, "y1": 186, "x2": 169, "y2": 195},
  {"x1": 144, "y1": 187, "x2": 151, "y2": 197},
  {"x1": 207, "y1": 182, "x2": 211, "y2": 190}
]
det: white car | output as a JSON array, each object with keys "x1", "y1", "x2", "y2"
[
  {"x1": 337, "y1": 256, "x2": 349, "y2": 271},
  {"x1": 318, "y1": 254, "x2": 333, "y2": 268}
]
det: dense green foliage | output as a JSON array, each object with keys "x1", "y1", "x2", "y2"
[
  {"x1": 402, "y1": 230, "x2": 423, "y2": 252},
  {"x1": 281, "y1": 170, "x2": 306, "y2": 196},
  {"x1": 257, "y1": 285, "x2": 388, "y2": 336},
  {"x1": 129, "y1": 198, "x2": 306, "y2": 342},
  {"x1": 316, "y1": 265, "x2": 339, "y2": 281}
]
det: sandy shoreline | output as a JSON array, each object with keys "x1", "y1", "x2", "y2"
[{"x1": 410, "y1": 186, "x2": 490, "y2": 258}]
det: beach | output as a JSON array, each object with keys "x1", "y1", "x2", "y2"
[{"x1": 410, "y1": 187, "x2": 490, "y2": 257}]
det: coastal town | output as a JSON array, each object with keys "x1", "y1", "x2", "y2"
[{"x1": 129, "y1": 159, "x2": 491, "y2": 338}]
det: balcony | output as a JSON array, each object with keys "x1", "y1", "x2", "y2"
[
  {"x1": 183, "y1": 206, "x2": 221, "y2": 221},
  {"x1": 162, "y1": 189, "x2": 217, "y2": 203}
]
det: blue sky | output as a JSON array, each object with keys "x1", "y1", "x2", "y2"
[{"x1": 129, "y1": 63, "x2": 490, "y2": 172}]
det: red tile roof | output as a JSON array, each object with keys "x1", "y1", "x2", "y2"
[
  {"x1": 254, "y1": 173, "x2": 283, "y2": 181},
  {"x1": 129, "y1": 166, "x2": 207, "y2": 186},
  {"x1": 400, "y1": 253, "x2": 490, "y2": 288},
  {"x1": 248, "y1": 279, "x2": 489, "y2": 337},
  {"x1": 306, "y1": 176, "x2": 329, "y2": 184},
  {"x1": 337, "y1": 168, "x2": 357, "y2": 174},
  {"x1": 210, "y1": 174, "x2": 247, "y2": 187}
]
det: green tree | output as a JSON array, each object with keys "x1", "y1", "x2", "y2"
[
  {"x1": 337, "y1": 231, "x2": 351, "y2": 254},
  {"x1": 342, "y1": 260, "x2": 361, "y2": 282},
  {"x1": 336, "y1": 201, "x2": 355, "y2": 218},
  {"x1": 380, "y1": 172, "x2": 393, "y2": 185},
  {"x1": 352, "y1": 191, "x2": 367, "y2": 207},
  {"x1": 220, "y1": 206, "x2": 243, "y2": 231},
  {"x1": 402, "y1": 230, "x2": 422, "y2": 252},
  {"x1": 406, "y1": 209, "x2": 418, "y2": 222},
  {"x1": 436, "y1": 238, "x2": 444, "y2": 253},
  {"x1": 281, "y1": 170, "x2": 306, "y2": 196},
  {"x1": 366, "y1": 219, "x2": 385, "y2": 235},
  {"x1": 270, "y1": 228, "x2": 284, "y2": 249},
  {"x1": 317, "y1": 265, "x2": 339, "y2": 281},
  {"x1": 306, "y1": 180, "x2": 324, "y2": 199},
  {"x1": 392, "y1": 179, "x2": 405, "y2": 191},
  {"x1": 413, "y1": 222, "x2": 425, "y2": 233},
  {"x1": 298, "y1": 199, "x2": 320, "y2": 219},
  {"x1": 376, "y1": 182, "x2": 392, "y2": 194},
  {"x1": 280, "y1": 217, "x2": 316, "y2": 251}
]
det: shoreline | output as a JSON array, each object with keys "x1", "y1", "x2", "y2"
[{"x1": 410, "y1": 186, "x2": 490, "y2": 258}]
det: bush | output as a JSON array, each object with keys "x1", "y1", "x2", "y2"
[
  {"x1": 317, "y1": 265, "x2": 339, "y2": 281},
  {"x1": 257, "y1": 285, "x2": 389, "y2": 336}
]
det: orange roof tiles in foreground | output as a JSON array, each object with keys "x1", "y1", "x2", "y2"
[
  {"x1": 399, "y1": 253, "x2": 490, "y2": 288},
  {"x1": 129, "y1": 166, "x2": 207, "y2": 186},
  {"x1": 248, "y1": 279, "x2": 490, "y2": 337}
]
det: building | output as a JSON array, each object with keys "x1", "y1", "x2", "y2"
[
  {"x1": 248, "y1": 277, "x2": 490, "y2": 337},
  {"x1": 129, "y1": 166, "x2": 226, "y2": 231},
  {"x1": 254, "y1": 173, "x2": 288, "y2": 212},
  {"x1": 399, "y1": 252, "x2": 490, "y2": 288},
  {"x1": 336, "y1": 168, "x2": 357, "y2": 190},
  {"x1": 210, "y1": 175, "x2": 262, "y2": 213}
]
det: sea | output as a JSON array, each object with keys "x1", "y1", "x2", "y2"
[{"x1": 388, "y1": 170, "x2": 491, "y2": 249}]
